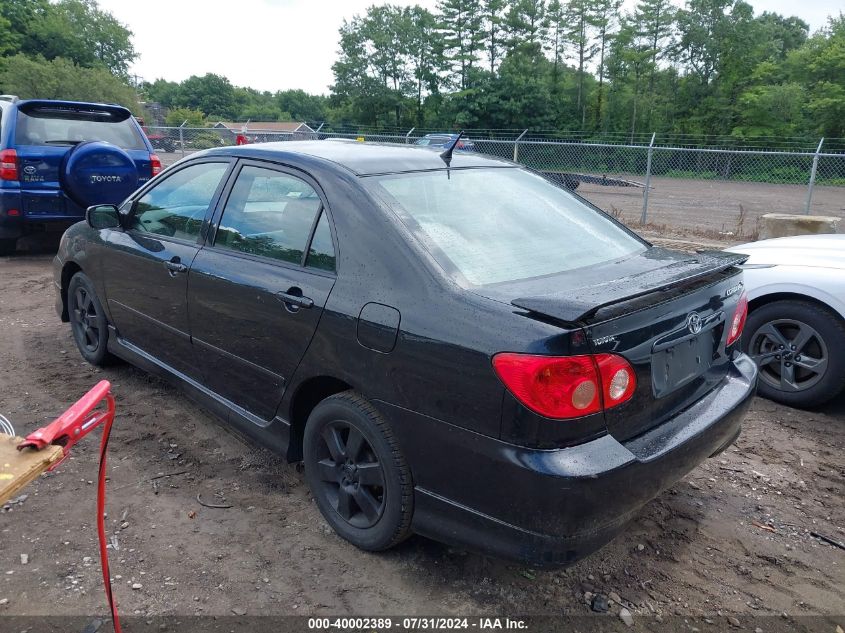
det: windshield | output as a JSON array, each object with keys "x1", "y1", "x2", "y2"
[
  {"x1": 15, "y1": 107, "x2": 146, "y2": 150},
  {"x1": 365, "y1": 168, "x2": 646, "y2": 286}
]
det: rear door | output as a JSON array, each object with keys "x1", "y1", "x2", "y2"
[
  {"x1": 13, "y1": 101, "x2": 153, "y2": 218},
  {"x1": 187, "y1": 162, "x2": 337, "y2": 421},
  {"x1": 102, "y1": 159, "x2": 233, "y2": 378}
]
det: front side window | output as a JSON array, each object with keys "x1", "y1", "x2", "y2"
[
  {"x1": 129, "y1": 162, "x2": 228, "y2": 240},
  {"x1": 365, "y1": 168, "x2": 646, "y2": 286},
  {"x1": 214, "y1": 166, "x2": 322, "y2": 264}
]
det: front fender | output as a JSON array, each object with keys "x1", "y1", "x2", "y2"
[{"x1": 742, "y1": 266, "x2": 845, "y2": 319}]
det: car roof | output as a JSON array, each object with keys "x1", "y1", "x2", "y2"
[{"x1": 203, "y1": 141, "x2": 511, "y2": 176}]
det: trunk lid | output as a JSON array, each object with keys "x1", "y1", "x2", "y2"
[{"x1": 478, "y1": 248, "x2": 747, "y2": 442}]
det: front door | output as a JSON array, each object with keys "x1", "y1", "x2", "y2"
[
  {"x1": 103, "y1": 160, "x2": 232, "y2": 378},
  {"x1": 188, "y1": 163, "x2": 337, "y2": 420}
]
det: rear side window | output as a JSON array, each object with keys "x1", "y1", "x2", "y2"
[
  {"x1": 214, "y1": 166, "x2": 322, "y2": 265},
  {"x1": 366, "y1": 168, "x2": 645, "y2": 285},
  {"x1": 15, "y1": 105, "x2": 146, "y2": 150},
  {"x1": 305, "y1": 211, "x2": 335, "y2": 271},
  {"x1": 129, "y1": 162, "x2": 228, "y2": 240}
]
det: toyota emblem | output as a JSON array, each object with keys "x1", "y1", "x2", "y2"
[{"x1": 686, "y1": 312, "x2": 703, "y2": 335}]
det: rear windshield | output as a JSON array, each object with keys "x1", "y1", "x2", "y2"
[
  {"x1": 15, "y1": 106, "x2": 146, "y2": 150},
  {"x1": 365, "y1": 168, "x2": 646, "y2": 286}
]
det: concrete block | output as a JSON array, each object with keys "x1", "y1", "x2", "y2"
[{"x1": 759, "y1": 214, "x2": 841, "y2": 240}]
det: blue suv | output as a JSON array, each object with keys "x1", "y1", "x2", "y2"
[{"x1": 0, "y1": 96, "x2": 160, "y2": 254}]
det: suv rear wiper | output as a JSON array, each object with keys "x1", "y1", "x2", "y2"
[{"x1": 44, "y1": 139, "x2": 83, "y2": 145}]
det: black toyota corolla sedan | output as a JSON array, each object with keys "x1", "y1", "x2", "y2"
[{"x1": 53, "y1": 141, "x2": 757, "y2": 566}]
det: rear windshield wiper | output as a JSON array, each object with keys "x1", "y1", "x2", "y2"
[{"x1": 43, "y1": 139, "x2": 84, "y2": 145}]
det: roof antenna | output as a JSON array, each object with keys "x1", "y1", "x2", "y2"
[{"x1": 439, "y1": 130, "x2": 464, "y2": 177}]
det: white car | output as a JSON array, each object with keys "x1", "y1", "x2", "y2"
[{"x1": 728, "y1": 234, "x2": 845, "y2": 408}]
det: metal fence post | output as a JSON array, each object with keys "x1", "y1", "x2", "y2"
[
  {"x1": 314, "y1": 122, "x2": 325, "y2": 139},
  {"x1": 639, "y1": 133, "x2": 656, "y2": 225},
  {"x1": 405, "y1": 127, "x2": 415, "y2": 144},
  {"x1": 179, "y1": 120, "x2": 187, "y2": 156},
  {"x1": 513, "y1": 129, "x2": 528, "y2": 163},
  {"x1": 804, "y1": 138, "x2": 824, "y2": 215}
]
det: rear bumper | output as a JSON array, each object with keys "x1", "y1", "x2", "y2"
[
  {"x1": 379, "y1": 353, "x2": 757, "y2": 567},
  {"x1": 0, "y1": 189, "x2": 83, "y2": 239}
]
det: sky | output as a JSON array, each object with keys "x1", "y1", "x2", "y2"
[{"x1": 96, "y1": 0, "x2": 840, "y2": 96}]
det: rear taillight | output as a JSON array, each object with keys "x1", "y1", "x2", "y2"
[
  {"x1": 0, "y1": 149, "x2": 18, "y2": 180},
  {"x1": 596, "y1": 354, "x2": 638, "y2": 406},
  {"x1": 492, "y1": 352, "x2": 636, "y2": 419},
  {"x1": 727, "y1": 291, "x2": 748, "y2": 346},
  {"x1": 150, "y1": 153, "x2": 162, "y2": 176}
]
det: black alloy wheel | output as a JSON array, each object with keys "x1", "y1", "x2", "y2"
[
  {"x1": 68, "y1": 272, "x2": 113, "y2": 366},
  {"x1": 72, "y1": 285, "x2": 100, "y2": 354},
  {"x1": 303, "y1": 392, "x2": 413, "y2": 551},
  {"x1": 315, "y1": 420, "x2": 386, "y2": 528}
]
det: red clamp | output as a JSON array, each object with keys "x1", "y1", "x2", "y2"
[{"x1": 17, "y1": 380, "x2": 115, "y2": 471}]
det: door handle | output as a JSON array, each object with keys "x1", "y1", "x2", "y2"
[
  {"x1": 276, "y1": 290, "x2": 314, "y2": 310},
  {"x1": 165, "y1": 259, "x2": 188, "y2": 274}
]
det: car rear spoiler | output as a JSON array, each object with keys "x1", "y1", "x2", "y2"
[
  {"x1": 511, "y1": 250, "x2": 748, "y2": 324},
  {"x1": 17, "y1": 100, "x2": 132, "y2": 121}
]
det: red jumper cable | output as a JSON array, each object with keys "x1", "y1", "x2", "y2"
[{"x1": 17, "y1": 380, "x2": 122, "y2": 633}]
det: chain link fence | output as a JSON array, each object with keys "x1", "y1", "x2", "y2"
[{"x1": 145, "y1": 124, "x2": 845, "y2": 240}]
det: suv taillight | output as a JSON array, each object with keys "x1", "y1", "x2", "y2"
[
  {"x1": 492, "y1": 352, "x2": 637, "y2": 419},
  {"x1": 0, "y1": 149, "x2": 18, "y2": 180},
  {"x1": 150, "y1": 153, "x2": 162, "y2": 176},
  {"x1": 726, "y1": 291, "x2": 748, "y2": 346}
]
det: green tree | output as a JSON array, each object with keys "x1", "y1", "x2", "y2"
[
  {"x1": 23, "y1": 0, "x2": 136, "y2": 76},
  {"x1": 590, "y1": 0, "x2": 622, "y2": 128},
  {"x1": 176, "y1": 74, "x2": 237, "y2": 120},
  {"x1": 565, "y1": 0, "x2": 596, "y2": 126},
  {"x1": 786, "y1": 15, "x2": 845, "y2": 137},
  {"x1": 164, "y1": 107, "x2": 205, "y2": 127},
  {"x1": 504, "y1": 0, "x2": 549, "y2": 55},
  {"x1": 277, "y1": 89, "x2": 329, "y2": 122},
  {"x1": 438, "y1": 0, "x2": 485, "y2": 89},
  {"x1": 733, "y1": 81, "x2": 805, "y2": 136},
  {"x1": 0, "y1": 54, "x2": 138, "y2": 108},
  {"x1": 404, "y1": 7, "x2": 442, "y2": 124},
  {"x1": 143, "y1": 78, "x2": 181, "y2": 107},
  {"x1": 0, "y1": 0, "x2": 50, "y2": 57},
  {"x1": 482, "y1": 0, "x2": 506, "y2": 73},
  {"x1": 545, "y1": 0, "x2": 568, "y2": 91}
]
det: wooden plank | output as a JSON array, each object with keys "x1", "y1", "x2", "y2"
[{"x1": 0, "y1": 434, "x2": 64, "y2": 505}]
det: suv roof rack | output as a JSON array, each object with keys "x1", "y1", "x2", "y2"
[{"x1": 0, "y1": 95, "x2": 19, "y2": 103}]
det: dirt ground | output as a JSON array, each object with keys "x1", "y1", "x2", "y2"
[{"x1": 0, "y1": 246, "x2": 843, "y2": 628}]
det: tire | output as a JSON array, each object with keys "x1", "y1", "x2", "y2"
[
  {"x1": 743, "y1": 299, "x2": 845, "y2": 408},
  {"x1": 68, "y1": 272, "x2": 114, "y2": 366},
  {"x1": 0, "y1": 238, "x2": 16, "y2": 256},
  {"x1": 303, "y1": 391, "x2": 413, "y2": 551}
]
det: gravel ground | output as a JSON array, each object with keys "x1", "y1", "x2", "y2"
[{"x1": 0, "y1": 247, "x2": 843, "y2": 630}]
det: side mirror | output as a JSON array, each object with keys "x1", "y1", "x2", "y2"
[{"x1": 86, "y1": 204, "x2": 121, "y2": 230}]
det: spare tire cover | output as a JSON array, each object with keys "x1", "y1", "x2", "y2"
[{"x1": 61, "y1": 141, "x2": 140, "y2": 208}]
